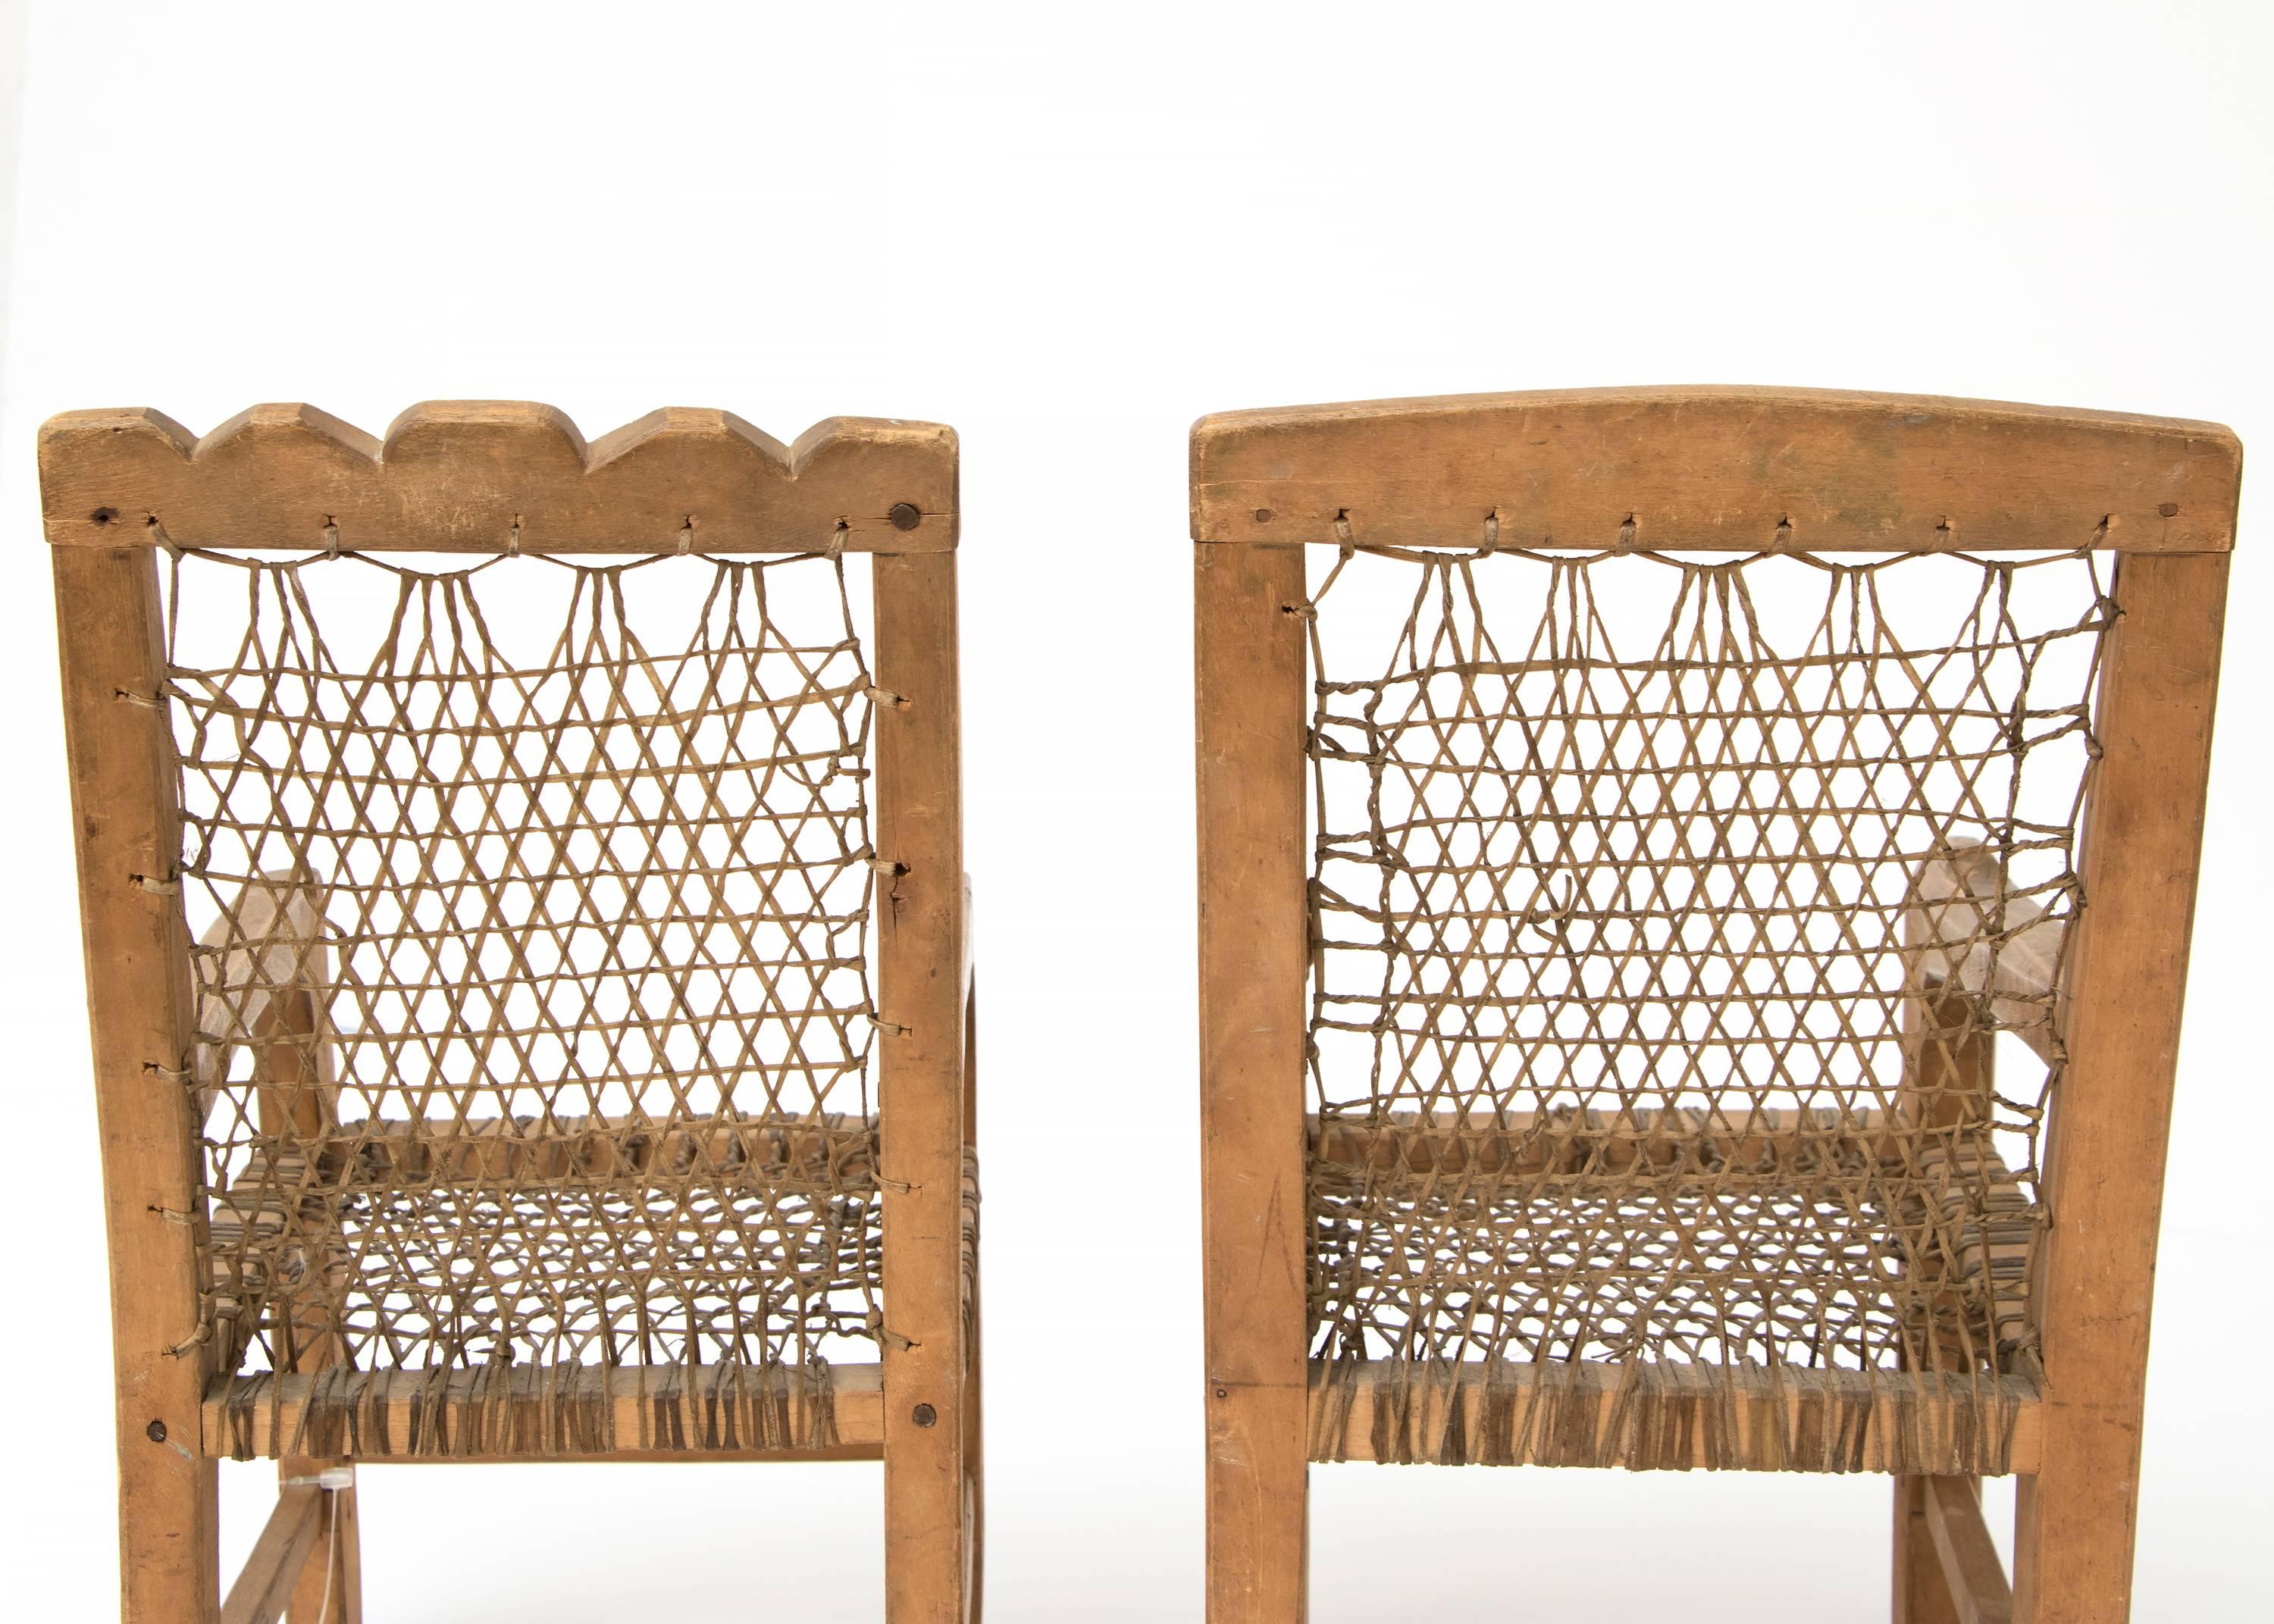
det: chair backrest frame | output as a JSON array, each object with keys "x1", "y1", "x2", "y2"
[
  {"x1": 43, "y1": 400, "x2": 973, "y2": 1619},
  {"x1": 1189, "y1": 385, "x2": 2238, "y2": 1622}
]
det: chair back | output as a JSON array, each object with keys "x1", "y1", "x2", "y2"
[
  {"x1": 45, "y1": 402, "x2": 969, "y2": 1466},
  {"x1": 1192, "y1": 388, "x2": 2235, "y2": 1477}
]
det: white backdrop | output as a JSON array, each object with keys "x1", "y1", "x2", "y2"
[{"x1": 2, "y1": 3, "x2": 2266, "y2": 1619}]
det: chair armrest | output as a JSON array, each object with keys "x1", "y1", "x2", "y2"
[
  {"x1": 1905, "y1": 842, "x2": 2064, "y2": 1063},
  {"x1": 192, "y1": 870, "x2": 332, "y2": 1106}
]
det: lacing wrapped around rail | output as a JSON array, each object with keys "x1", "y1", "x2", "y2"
[{"x1": 1300, "y1": 530, "x2": 2112, "y2": 1469}]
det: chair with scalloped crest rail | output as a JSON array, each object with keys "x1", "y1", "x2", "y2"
[
  {"x1": 1189, "y1": 386, "x2": 2238, "y2": 1623},
  {"x1": 42, "y1": 402, "x2": 982, "y2": 1624}
]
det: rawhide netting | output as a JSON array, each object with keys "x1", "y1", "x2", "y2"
[
  {"x1": 1301, "y1": 535, "x2": 2112, "y2": 1460},
  {"x1": 163, "y1": 545, "x2": 884, "y2": 1453}
]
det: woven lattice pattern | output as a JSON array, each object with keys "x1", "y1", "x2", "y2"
[
  {"x1": 1303, "y1": 540, "x2": 2111, "y2": 1380},
  {"x1": 165, "y1": 547, "x2": 882, "y2": 1390}
]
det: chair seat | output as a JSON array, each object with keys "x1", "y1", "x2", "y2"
[
  {"x1": 1305, "y1": 1106, "x2": 2038, "y2": 1475},
  {"x1": 199, "y1": 1116, "x2": 981, "y2": 1462}
]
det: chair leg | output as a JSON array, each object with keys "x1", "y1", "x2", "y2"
[
  {"x1": 962, "y1": 1272, "x2": 984, "y2": 1624},
  {"x1": 1204, "y1": 1383, "x2": 1308, "y2": 1623},
  {"x1": 2013, "y1": 1455, "x2": 2144, "y2": 1623},
  {"x1": 1893, "y1": 1476, "x2": 1962, "y2": 1624},
  {"x1": 960, "y1": 975, "x2": 983, "y2": 1624},
  {"x1": 117, "y1": 1416, "x2": 221, "y2": 1624},
  {"x1": 282, "y1": 1458, "x2": 361, "y2": 1624}
]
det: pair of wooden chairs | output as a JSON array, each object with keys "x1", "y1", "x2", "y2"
[{"x1": 43, "y1": 389, "x2": 2238, "y2": 1624}]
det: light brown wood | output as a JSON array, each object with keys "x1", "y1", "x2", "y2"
[
  {"x1": 1191, "y1": 387, "x2": 2241, "y2": 552},
  {"x1": 1897, "y1": 1478, "x2": 1966, "y2": 1624},
  {"x1": 872, "y1": 549, "x2": 973, "y2": 1624},
  {"x1": 1923, "y1": 1476, "x2": 2015, "y2": 1624},
  {"x1": 1897, "y1": 924, "x2": 2000, "y2": 1622},
  {"x1": 39, "y1": 402, "x2": 957, "y2": 553},
  {"x1": 238, "y1": 977, "x2": 360, "y2": 1624},
  {"x1": 281, "y1": 1461, "x2": 357, "y2": 1624},
  {"x1": 1194, "y1": 539, "x2": 1311, "y2": 1624},
  {"x1": 1313, "y1": 1360, "x2": 2041, "y2": 1475},
  {"x1": 960, "y1": 894, "x2": 985, "y2": 1624},
  {"x1": 199, "y1": 1365, "x2": 885, "y2": 1460},
  {"x1": 2013, "y1": 550, "x2": 2230, "y2": 1623},
  {"x1": 1908, "y1": 849, "x2": 2065, "y2": 1066},
  {"x1": 1190, "y1": 389, "x2": 2237, "y2": 1615},
  {"x1": 52, "y1": 544, "x2": 220, "y2": 1624},
  {"x1": 219, "y1": 1486, "x2": 324, "y2": 1624},
  {"x1": 52, "y1": 411, "x2": 978, "y2": 1619}
]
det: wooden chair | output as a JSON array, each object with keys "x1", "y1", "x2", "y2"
[
  {"x1": 1189, "y1": 387, "x2": 2239, "y2": 1623},
  {"x1": 43, "y1": 402, "x2": 981, "y2": 1624}
]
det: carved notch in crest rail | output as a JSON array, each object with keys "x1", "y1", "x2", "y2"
[{"x1": 38, "y1": 399, "x2": 959, "y2": 554}]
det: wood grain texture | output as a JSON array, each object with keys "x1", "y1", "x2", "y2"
[
  {"x1": 1190, "y1": 386, "x2": 2241, "y2": 552},
  {"x1": 1311, "y1": 1361, "x2": 2039, "y2": 1475},
  {"x1": 52, "y1": 544, "x2": 220, "y2": 1624},
  {"x1": 1897, "y1": 1477, "x2": 1967, "y2": 1624},
  {"x1": 199, "y1": 1366, "x2": 885, "y2": 1461},
  {"x1": 960, "y1": 931, "x2": 985, "y2": 1624},
  {"x1": 1897, "y1": 961, "x2": 1999, "y2": 1620},
  {"x1": 281, "y1": 1463, "x2": 357, "y2": 1624},
  {"x1": 1924, "y1": 1475, "x2": 2015, "y2": 1624},
  {"x1": 2013, "y1": 551, "x2": 2230, "y2": 1623},
  {"x1": 218, "y1": 1486, "x2": 324, "y2": 1624},
  {"x1": 872, "y1": 551, "x2": 973, "y2": 1624},
  {"x1": 1195, "y1": 540, "x2": 1311, "y2": 1624},
  {"x1": 40, "y1": 402, "x2": 957, "y2": 553}
]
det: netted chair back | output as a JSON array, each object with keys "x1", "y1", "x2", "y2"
[
  {"x1": 1301, "y1": 538, "x2": 2099, "y2": 1403},
  {"x1": 167, "y1": 543, "x2": 887, "y2": 1450},
  {"x1": 1192, "y1": 388, "x2": 2241, "y2": 1489}
]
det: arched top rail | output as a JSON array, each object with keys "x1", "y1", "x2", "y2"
[
  {"x1": 1189, "y1": 385, "x2": 2241, "y2": 552},
  {"x1": 39, "y1": 401, "x2": 958, "y2": 553}
]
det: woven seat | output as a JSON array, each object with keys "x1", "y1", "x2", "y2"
[
  {"x1": 1308, "y1": 1109, "x2": 2034, "y2": 1472},
  {"x1": 202, "y1": 1129, "x2": 982, "y2": 1463},
  {"x1": 47, "y1": 401, "x2": 981, "y2": 1622},
  {"x1": 1189, "y1": 387, "x2": 2239, "y2": 1622}
]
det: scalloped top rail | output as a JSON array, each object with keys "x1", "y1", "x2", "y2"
[
  {"x1": 1189, "y1": 386, "x2": 2242, "y2": 552},
  {"x1": 39, "y1": 402, "x2": 958, "y2": 553}
]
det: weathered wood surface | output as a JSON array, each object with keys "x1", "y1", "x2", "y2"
[
  {"x1": 1191, "y1": 386, "x2": 2241, "y2": 552},
  {"x1": 1195, "y1": 540, "x2": 1311, "y2": 1623},
  {"x1": 52, "y1": 544, "x2": 219, "y2": 1624},
  {"x1": 280, "y1": 1457, "x2": 358, "y2": 1624},
  {"x1": 872, "y1": 550, "x2": 973, "y2": 1624},
  {"x1": 1311, "y1": 1360, "x2": 2041, "y2": 1475},
  {"x1": 2013, "y1": 551, "x2": 2230, "y2": 1623},
  {"x1": 201, "y1": 1364, "x2": 885, "y2": 1462},
  {"x1": 218, "y1": 1485, "x2": 324, "y2": 1624},
  {"x1": 1908, "y1": 846, "x2": 2065, "y2": 1065},
  {"x1": 41, "y1": 402, "x2": 957, "y2": 553},
  {"x1": 1897, "y1": 1475, "x2": 1968, "y2": 1624},
  {"x1": 1925, "y1": 1475, "x2": 2016, "y2": 1624}
]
